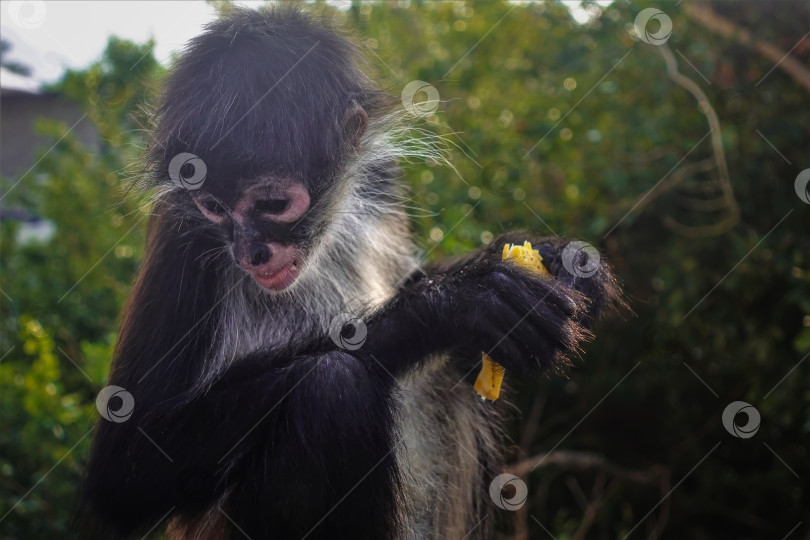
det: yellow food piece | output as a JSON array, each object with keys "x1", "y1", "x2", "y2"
[
  {"x1": 501, "y1": 242, "x2": 550, "y2": 277},
  {"x1": 474, "y1": 242, "x2": 551, "y2": 401},
  {"x1": 475, "y1": 353, "x2": 506, "y2": 401}
]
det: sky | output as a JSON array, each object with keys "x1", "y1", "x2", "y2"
[
  {"x1": 0, "y1": 1, "x2": 602, "y2": 85},
  {"x1": 1, "y1": 1, "x2": 248, "y2": 84}
]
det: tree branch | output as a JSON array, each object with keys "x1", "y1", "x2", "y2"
[
  {"x1": 507, "y1": 450, "x2": 666, "y2": 486},
  {"x1": 683, "y1": 2, "x2": 810, "y2": 93}
]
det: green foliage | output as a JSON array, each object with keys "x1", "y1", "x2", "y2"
[
  {"x1": 348, "y1": 1, "x2": 809, "y2": 537},
  {"x1": 1, "y1": 38, "x2": 160, "y2": 537},
  {"x1": 2, "y1": 1, "x2": 808, "y2": 538}
]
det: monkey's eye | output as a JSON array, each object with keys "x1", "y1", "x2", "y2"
[
  {"x1": 193, "y1": 194, "x2": 228, "y2": 223},
  {"x1": 255, "y1": 199, "x2": 289, "y2": 215},
  {"x1": 202, "y1": 198, "x2": 226, "y2": 216}
]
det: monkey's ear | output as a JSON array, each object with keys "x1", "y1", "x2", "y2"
[{"x1": 343, "y1": 98, "x2": 368, "y2": 150}]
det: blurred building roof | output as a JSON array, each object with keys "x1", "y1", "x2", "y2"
[{"x1": 0, "y1": 68, "x2": 97, "y2": 179}]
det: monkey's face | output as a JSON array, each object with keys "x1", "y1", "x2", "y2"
[
  {"x1": 192, "y1": 178, "x2": 312, "y2": 291},
  {"x1": 155, "y1": 23, "x2": 371, "y2": 292}
]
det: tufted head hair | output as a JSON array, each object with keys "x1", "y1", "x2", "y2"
[{"x1": 148, "y1": 5, "x2": 387, "y2": 190}]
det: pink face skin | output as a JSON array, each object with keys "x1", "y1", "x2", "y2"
[
  {"x1": 243, "y1": 243, "x2": 303, "y2": 291},
  {"x1": 193, "y1": 179, "x2": 311, "y2": 291}
]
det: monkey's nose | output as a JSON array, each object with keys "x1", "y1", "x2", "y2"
[{"x1": 249, "y1": 244, "x2": 271, "y2": 267}]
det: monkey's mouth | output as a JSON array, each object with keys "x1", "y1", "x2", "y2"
[
  {"x1": 242, "y1": 243, "x2": 305, "y2": 291},
  {"x1": 249, "y1": 258, "x2": 301, "y2": 291}
]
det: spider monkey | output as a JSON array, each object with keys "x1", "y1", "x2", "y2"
[{"x1": 83, "y1": 6, "x2": 620, "y2": 540}]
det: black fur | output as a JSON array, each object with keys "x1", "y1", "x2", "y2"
[
  {"x1": 83, "y1": 6, "x2": 621, "y2": 539},
  {"x1": 148, "y1": 7, "x2": 386, "y2": 204}
]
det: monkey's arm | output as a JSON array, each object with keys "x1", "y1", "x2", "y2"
[
  {"x1": 361, "y1": 232, "x2": 621, "y2": 376},
  {"x1": 86, "y1": 347, "x2": 401, "y2": 539}
]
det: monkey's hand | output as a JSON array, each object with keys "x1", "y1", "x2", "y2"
[
  {"x1": 485, "y1": 232, "x2": 621, "y2": 331},
  {"x1": 429, "y1": 254, "x2": 585, "y2": 376},
  {"x1": 362, "y1": 233, "x2": 621, "y2": 377}
]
